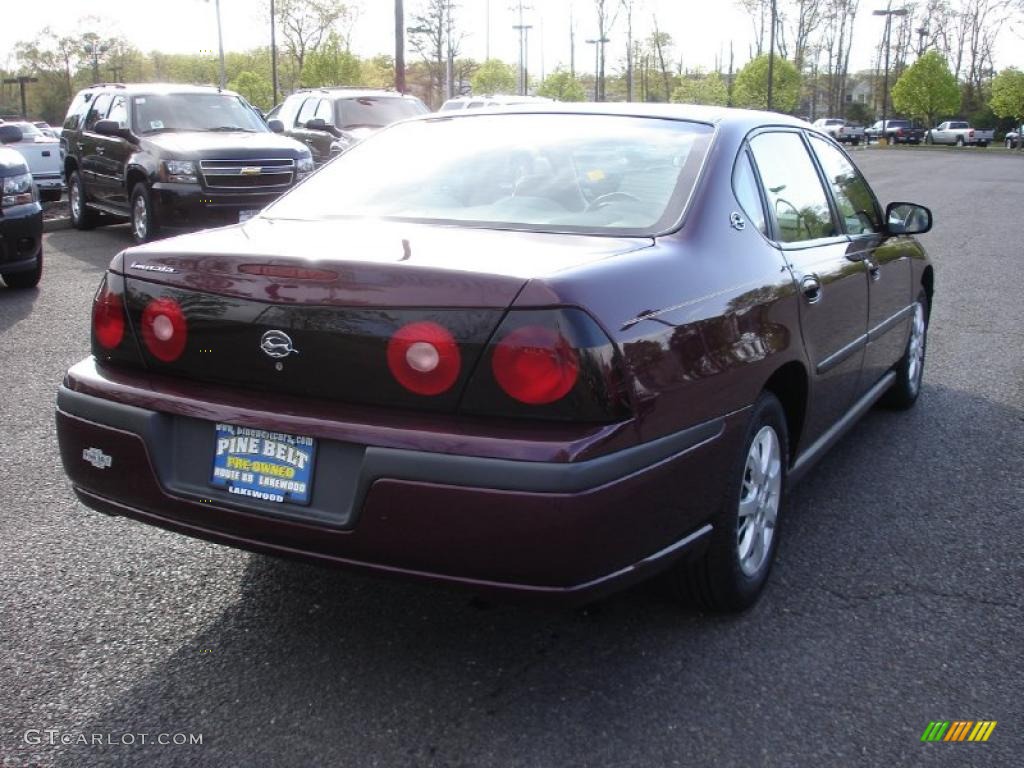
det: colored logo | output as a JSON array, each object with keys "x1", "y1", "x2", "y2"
[
  {"x1": 240, "y1": 167, "x2": 262, "y2": 176},
  {"x1": 921, "y1": 721, "x2": 997, "y2": 742}
]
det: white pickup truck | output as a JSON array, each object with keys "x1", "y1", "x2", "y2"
[
  {"x1": 0, "y1": 120, "x2": 63, "y2": 201},
  {"x1": 813, "y1": 118, "x2": 865, "y2": 146},
  {"x1": 925, "y1": 121, "x2": 995, "y2": 147}
]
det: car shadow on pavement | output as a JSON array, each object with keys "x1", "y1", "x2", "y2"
[
  {"x1": 41, "y1": 384, "x2": 1022, "y2": 768},
  {"x1": 0, "y1": 282, "x2": 41, "y2": 331}
]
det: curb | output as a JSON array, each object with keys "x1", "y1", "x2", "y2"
[{"x1": 43, "y1": 218, "x2": 73, "y2": 233}]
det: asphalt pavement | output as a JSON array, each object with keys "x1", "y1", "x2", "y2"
[{"x1": 1, "y1": 149, "x2": 1021, "y2": 767}]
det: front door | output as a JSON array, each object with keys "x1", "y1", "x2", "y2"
[
  {"x1": 93, "y1": 94, "x2": 132, "y2": 208},
  {"x1": 807, "y1": 135, "x2": 914, "y2": 388},
  {"x1": 749, "y1": 130, "x2": 869, "y2": 445}
]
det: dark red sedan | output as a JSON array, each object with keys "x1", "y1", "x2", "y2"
[{"x1": 56, "y1": 105, "x2": 933, "y2": 611}]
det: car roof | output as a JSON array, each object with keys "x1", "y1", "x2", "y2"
[
  {"x1": 415, "y1": 101, "x2": 812, "y2": 132},
  {"x1": 81, "y1": 83, "x2": 244, "y2": 97},
  {"x1": 291, "y1": 88, "x2": 416, "y2": 101}
]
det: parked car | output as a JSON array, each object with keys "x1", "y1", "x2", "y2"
[
  {"x1": 0, "y1": 119, "x2": 64, "y2": 201},
  {"x1": 60, "y1": 83, "x2": 314, "y2": 244},
  {"x1": 812, "y1": 118, "x2": 864, "y2": 145},
  {"x1": 34, "y1": 121, "x2": 62, "y2": 139},
  {"x1": 271, "y1": 88, "x2": 428, "y2": 167},
  {"x1": 925, "y1": 121, "x2": 994, "y2": 147},
  {"x1": 0, "y1": 132, "x2": 44, "y2": 289},
  {"x1": 866, "y1": 119, "x2": 926, "y2": 144},
  {"x1": 439, "y1": 94, "x2": 554, "y2": 112},
  {"x1": 56, "y1": 105, "x2": 934, "y2": 612},
  {"x1": 1006, "y1": 126, "x2": 1022, "y2": 149}
]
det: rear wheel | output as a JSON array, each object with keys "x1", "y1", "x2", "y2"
[
  {"x1": 2, "y1": 247, "x2": 43, "y2": 289},
  {"x1": 664, "y1": 392, "x2": 788, "y2": 612},
  {"x1": 956, "y1": 136, "x2": 965, "y2": 147},
  {"x1": 925, "y1": 133, "x2": 933, "y2": 145},
  {"x1": 130, "y1": 182, "x2": 161, "y2": 244},
  {"x1": 68, "y1": 171, "x2": 98, "y2": 230},
  {"x1": 978, "y1": 142, "x2": 988, "y2": 148},
  {"x1": 881, "y1": 292, "x2": 928, "y2": 409}
]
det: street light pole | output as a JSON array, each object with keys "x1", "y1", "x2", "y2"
[
  {"x1": 586, "y1": 37, "x2": 609, "y2": 101},
  {"x1": 873, "y1": 5, "x2": 909, "y2": 145},
  {"x1": 395, "y1": 0, "x2": 406, "y2": 93},
  {"x1": 271, "y1": 0, "x2": 279, "y2": 104},
  {"x1": 767, "y1": 0, "x2": 776, "y2": 110}
]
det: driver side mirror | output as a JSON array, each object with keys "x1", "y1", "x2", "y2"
[
  {"x1": 268, "y1": 119, "x2": 284, "y2": 134},
  {"x1": 886, "y1": 202, "x2": 933, "y2": 236},
  {"x1": 94, "y1": 119, "x2": 135, "y2": 141},
  {"x1": 0, "y1": 124, "x2": 24, "y2": 144}
]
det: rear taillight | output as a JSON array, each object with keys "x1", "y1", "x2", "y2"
[
  {"x1": 461, "y1": 309, "x2": 630, "y2": 422},
  {"x1": 92, "y1": 280, "x2": 125, "y2": 350},
  {"x1": 492, "y1": 326, "x2": 579, "y2": 405},
  {"x1": 140, "y1": 297, "x2": 188, "y2": 362},
  {"x1": 387, "y1": 321, "x2": 461, "y2": 396}
]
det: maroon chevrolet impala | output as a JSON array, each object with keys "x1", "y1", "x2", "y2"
[{"x1": 56, "y1": 104, "x2": 933, "y2": 611}]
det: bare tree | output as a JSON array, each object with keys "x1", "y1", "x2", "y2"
[
  {"x1": 594, "y1": 0, "x2": 620, "y2": 100},
  {"x1": 649, "y1": 18, "x2": 674, "y2": 102},
  {"x1": 409, "y1": 0, "x2": 461, "y2": 107},
  {"x1": 621, "y1": 0, "x2": 640, "y2": 102},
  {"x1": 277, "y1": 0, "x2": 350, "y2": 83}
]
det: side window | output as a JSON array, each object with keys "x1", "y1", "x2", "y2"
[
  {"x1": 749, "y1": 131, "x2": 837, "y2": 244},
  {"x1": 808, "y1": 136, "x2": 881, "y2": 235},
  {"x1": 314, "y1": 98, "x2": 334, "y2": 124},
  {"x1": 63, "y1": 92, "x2": 93, "y2": 131},
  {"x1": 732, "y1": 150, "x2": 767, "y2": 236},
  {"x1": 295, "y1": 98, "x2": 319, "y2": 127},
  {"x1": 107, "y1": 96, "x2": 128, "y2": 129},
  {"x1": 84, "y1": 93, "x2": 112, "y2": 132}
]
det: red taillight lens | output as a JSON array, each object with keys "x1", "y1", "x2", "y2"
[
  {"x1": 491, "y1": 326, "x2": 580, "y2": 405},
  {"x1": 92, "y1": 285, "x2": 125, "y2": 350},
  {"x1": 140, "y1": 297, "x2": 188, "y2": 362},
  {"x1": 387, "y1": 321, "x2": 461, "y2": 396}
]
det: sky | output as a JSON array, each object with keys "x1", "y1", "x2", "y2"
[{"x1": 0, "y1": 0, "x2": 1016, "y2": 81}]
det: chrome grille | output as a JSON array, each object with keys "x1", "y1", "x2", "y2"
[{"x1": 199, "y1": 158, "x2": 295, "y2": 190}]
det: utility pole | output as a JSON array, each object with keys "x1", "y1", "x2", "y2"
[
  {"x1": 873, "y1": 4, "x2": 909, "y2": 145},
  {"x1": 3, "y1": 76, "x2": 38, "y2": 118},
  {"x1": 569, "y1": 4, "x2": 576, "y2": 78},
  {"x1": 767, "y1": 0, "x2": 776, "y2": 110},
  {"x1": 271, "y1": 0, "x2": 280, "y2": 103},
  {"x1": 513, "y1": 1, "x2": 533, "y2": 96},
  {"x1": 445, "y1": 0, "x2": 454, "y2": 99},
  {"x1": 585, "y1": 38, "x2": 608, "y2": 100},
  {"x1": 211, "y1": 0, "x2": 227, "y2": 89}
]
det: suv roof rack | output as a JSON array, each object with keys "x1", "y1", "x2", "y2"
[
  {"x1": 295, "y1": 86, "x2": 397, "y2": 94},
  {"x1": 86, "y1": 83, "x2": 127, "y2": 89}
]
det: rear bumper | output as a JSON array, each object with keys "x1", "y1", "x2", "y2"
[
  {"x1": 151, "y1": 182, "x2": 291, "y2": 229},
  {"x1": 56, "y1": 361, "x2": 746, "y2": 601}
]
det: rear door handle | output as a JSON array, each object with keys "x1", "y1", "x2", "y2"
[{"x1": 801, "y1": 275, "x2": 822, "y2": 304}]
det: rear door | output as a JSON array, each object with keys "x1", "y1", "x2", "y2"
[
  {"x1": 749, "y1": 129, "x2": 869, "y2": 444},
  {"x1": 79, "y1": 92, "x2": 112, "y2": 198},
  {"x1": 808, "y1": 134, "x2": 912, "y2": 390},
  {"x1": 288, "y1": 97, "x2": 320, "y2": 155}
]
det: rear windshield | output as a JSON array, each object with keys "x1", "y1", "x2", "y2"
[
  {"x1": 336, "y1": 97, "x2": 428, "y2": 129},
  {"x1": 132, "y1": 93, "x2": 267, "y2": 134},
  {"x1": 264, "y1": 113, "x2": 714, "y2": 236}
]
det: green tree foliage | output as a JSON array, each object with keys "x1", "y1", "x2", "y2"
[
  {"x1": 302, "y1": 31, "x2": 361, "y2": 88},
  {"x1": 732, "y1": 55, "x2": 801, "y2": 113},
  {"x1": 990, "y1": 68, "x2": 1024, "y2": 125},
  {"x1": 229, "y1": 72, "x2": 274, "y2": 110},
  {"x1": 536, "y1": 68, "x2": 587, "y2": 101},
  {"x1": 891, "y1": 51, "x2": 961, "y2": 128},
  {"x1": 471, "y1": 59, "x2": 517, "y2": 95},
  {"x1": 671, "y1": 73, "x2": 728, "y2": 106}
]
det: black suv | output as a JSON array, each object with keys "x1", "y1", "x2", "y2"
[
  {"x1": 270, "y1": 88, "x2": 428, "y2": 167},
  {"x1": 61, "y1": 83, "x2": 313, "y2": 243},
  {"x1": 0, "y1": 136, "x2": 43, "y2": 289}
]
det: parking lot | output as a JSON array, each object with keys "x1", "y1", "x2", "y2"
[{"x1": 1, "y1": 149, "x2": 1021, "y2": 766}]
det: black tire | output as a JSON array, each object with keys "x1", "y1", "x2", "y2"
[
  {"x1": 978, "y1": 142, "x2": 988, "y2": 148},
  {"x1": 881, "y1": 291, "x2": 929, "y2": 410},
  {"x1": 39, "y1": 188, "x2": 62, "y2": 203},
  {"x1": 664, "y1": 392, "x2": 789, "y2": 613},
  {"x1": 852, "y1": 138, "x2": 861, "y2": 146},
  {"x1": 68, "y1": 170, "x2": 98, "y2": 230},
  {"x1": 956, "y1": 136, "x2": 965, "y2": 147},
  {"x1": 2, "y1": 247, "x2": 42, "y2": 289},
  {"x1": 130, "y1": 182, "x2": 161, "y2": 244},
  {"x1": 925, "y1": 133, "x2": 932, "y2": 145}
]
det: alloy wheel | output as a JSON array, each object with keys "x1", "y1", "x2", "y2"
[
  {"x1": 737, "y1": 425, "x2": 782, "y2": 577},
  {"x1": 133, "y1": 193, "x2": 148, "y2": 241},
  {"x1": 907, "y1": 302, "x2": 926, "y2": 395},
  {"x1": 70, "y1": 180, "x2": 81, "y2": 222}
]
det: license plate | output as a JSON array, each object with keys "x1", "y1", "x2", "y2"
[
  {"x1": 210, "y1": 424, "x2": 316, "y2": 505},
  {"x1": 239, "y1": 209, "x2": 259, "y2": 223}
]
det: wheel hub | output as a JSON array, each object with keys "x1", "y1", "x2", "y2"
[{"x1": 737, "y1": 425, "x2": 782, "y2": 577}]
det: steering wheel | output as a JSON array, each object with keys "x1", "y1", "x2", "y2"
[{"x1": 585, "y1": 191, "x2": 642, "y2": 212}]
